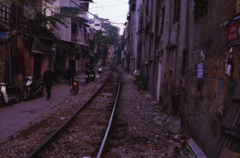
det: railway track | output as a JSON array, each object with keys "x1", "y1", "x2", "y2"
[{"x1": 26, "y1": 65, "x2": 121, "y2": 158}]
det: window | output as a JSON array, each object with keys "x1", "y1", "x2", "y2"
[
  {"x1": 194, "y1": 0, "x2": 208, "y2": 19},
  {"x1": 130, "y1": 0, "x2": 136, "y2": 11},
  {"x1": 1, "y1": 4, "x2": 8, "y2": 22},
  {"x1": 95, "y1": 24, "x2": 100, "y2": 26},
  {"x1": 173, "y1": 0, "x2": 180, "y2": 23},
  {"x1": 71, "y1": 23, "x2": 77, "y2": 34}
]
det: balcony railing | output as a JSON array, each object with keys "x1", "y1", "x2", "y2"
[
  {"x1": 71, "y1": 34, "x2": 84, "y2": 44},
  {"x1": 71, "y1": 34, "x2": 89, "y2": 46},
  {"x1": 77, "y1": 11, "x2": 89, "y2": 21}
]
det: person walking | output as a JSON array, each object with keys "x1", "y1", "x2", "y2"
[{"x1": 43, "y1": 65, "x2": 54, "y2": 100}]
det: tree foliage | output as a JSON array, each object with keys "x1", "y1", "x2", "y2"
[
  {"x1": 103, "y1": 25, "x2": 120, "y2": 45},
  {"x1": 2, "y1": 0, "x2": 67, "y2": 37},
  {"x1": 93, "y1": 24, "x2": 121, "y2": 64}
]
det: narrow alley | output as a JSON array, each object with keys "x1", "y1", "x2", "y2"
[{"x1": 0, "y1": 0, "x2": 240, "y2": 157}]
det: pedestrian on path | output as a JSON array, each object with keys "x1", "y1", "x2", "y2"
[{"x1": 43, "y1": 65, "x2": 54, "y2": 100}]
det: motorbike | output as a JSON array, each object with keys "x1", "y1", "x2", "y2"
[
  {"x1": 98, "y1": 66, "x2": 103, "y2": 74},
  {"x1": 85, "y1": 68, "x2": 95, "y2": 83},
  {"x1": 70, "y1": 78, "x2": 79, "y2": 95},
  {"x1": 23, "y1": 76, "x2": 44, "y2": 101},
  {"x1": 0, "y1": 81, "x2": 20, "y2": 104}
]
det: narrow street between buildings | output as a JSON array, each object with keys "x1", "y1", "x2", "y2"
[
  {"x1": 1, "y1": 0, "x2": 240, "y2": 157},
  {"x1": 0, "y1": 66, "x2": 202, "y2": 158}
]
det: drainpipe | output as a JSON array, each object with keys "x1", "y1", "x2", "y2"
[
  {"x1": 13, "y1": 0, "x2": 19, "y2": 85},
  {"x1": 167, "y1": 0, "x2": 172, "y2": 63},
  {"x1": 8, "y1": 0, "x2": 17, "y2": 85},
  {"x1": 184, "y1": 0, "x2": 190, "y2": 126},
  {"x1": 185, "y1": 0, "x2": 190, "y2": 50},
  {"x1": 8, "y1": 43, "x2": 12, "y2": 84},
  {"x1": 152, "y1": 0, "x2": 157, "y2": 94},
  {"x1": 174, "y1": 1, "x2": 180, "y2": 87}
]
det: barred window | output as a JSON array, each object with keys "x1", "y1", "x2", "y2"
[
  {"x1": 194, "y1": 0, "x2": 208, "y2": 20},
  {"x1": 173, "y1": 0, "x2": 180, "y2": 23}
]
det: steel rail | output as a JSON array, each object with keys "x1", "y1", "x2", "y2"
[
  {"x1": 97, "y1": 67, "x2": 121, "y2": 158},
  {"x1": 26, "y1": 71, "x2": 112, "y2": 158}
]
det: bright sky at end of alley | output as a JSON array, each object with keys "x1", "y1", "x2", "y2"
[{"x1": 89, "y1": 0, "x2": 129, "y2": 35}]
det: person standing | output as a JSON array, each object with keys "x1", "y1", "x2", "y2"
[{"x1": 43, "y1": 65, "x2": 54, "y2": 100}]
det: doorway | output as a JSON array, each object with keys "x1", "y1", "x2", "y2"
[
  {"x1": 69, "y1": 60, "x2": 76, "y2": 68},
  {"x1": 34, "y1": 53, "x2": 41, "y2": 79}
]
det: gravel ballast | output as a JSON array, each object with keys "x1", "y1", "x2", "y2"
[{"x1": 0, "y1": 66, "x2": 193, "y2": 158}]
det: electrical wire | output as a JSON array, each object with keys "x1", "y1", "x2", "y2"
[
  {"x1": 69, "y1": 0, "x2": 126, "y2": 24},
  {"x1": 90, "y1": 2, "x2": 127, "y2": 9}
]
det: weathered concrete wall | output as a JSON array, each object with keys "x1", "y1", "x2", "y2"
[
  {"x1": 126, "y1": 1, "x2": 239, "y2": 155},
  {"x1": 183, "y1": 0, "x2": 239, "y2": 156},
  {"x1": 139, "y1": 0, "x2": 239, "y2": 156}
]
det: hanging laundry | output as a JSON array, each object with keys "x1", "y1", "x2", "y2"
[
  {"x1": 200, "y1": 50, "x2": 205, "y2": 61},
  {"x1": 197, "y1": 63, "x2": 203, "y2": 78},
  {"x1": 225, "y1": 47, "x2": 233, "y2": 77}
]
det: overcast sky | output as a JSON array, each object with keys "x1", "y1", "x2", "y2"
[{"x1": 89, "y1": 0, "x2": 129, "y2": 35}]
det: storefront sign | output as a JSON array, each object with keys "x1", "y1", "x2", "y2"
[{"x1": 226, "y1": 21, "x2": 240, "y2": 46}]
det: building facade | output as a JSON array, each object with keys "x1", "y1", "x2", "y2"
[
  {"x1": 125, "y1": 0, "x2": 240, "y2": 157},
  {"x1": 52, "y1": 0, "x2": 93, "y2": 71},
  {"x1": 0, "y1": 0, "x2": 93, "y2": 94}
]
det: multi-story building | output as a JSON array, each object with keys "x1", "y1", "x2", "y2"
[
  {"x1": 0, "y1": 0, "x2": 48, "y2": 85},
  {"x1": 0, "y1": 0, "x2": 93, "y2": 86},
  {"x1": 89, "y1": 16, "x2": 110, "y2": 33},
  {"x1": 125, "y1": 0, "x2": 240, "y2": 157},
  {"x1": 52, "y1": 0, "x2": 93, "y2": 71}
]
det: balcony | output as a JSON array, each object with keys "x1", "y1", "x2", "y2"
[
  {"x1": 71, "y1": 34, "x2": 83, "y2": 44},
  {"x1": 77, "y1": 11, "x2": 89, "y2": 21},
  {"x1": 60, "y1": 7, "x2": 79, "y2": 14},
  {"x1": 71, "y1": 34, "x2": 89, "y2": 46},
  {"x1": 84, "y1": 35, "x2": 89, "y2": 46}
]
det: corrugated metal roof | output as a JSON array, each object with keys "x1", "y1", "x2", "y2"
[{"x1": 31, "y1": 37, "x2": 54, "y2": 55}]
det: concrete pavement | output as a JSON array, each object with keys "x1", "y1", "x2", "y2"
[{"x1": 0, "y1": 72, "x2": 86, "y2": 143}]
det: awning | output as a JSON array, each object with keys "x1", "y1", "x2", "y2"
[
  {"x1": 86, "y1": 27, "x2": 93, "y2": 40},
  {"x1": 31, "y1": 37, "x2": 55, "y2": 55},
  {"x1": 88, "y1": 51, "x2": 95, "y2": 57},
  {"x1": 82, "y1": 47, "x2": 95, "y2": 57}
]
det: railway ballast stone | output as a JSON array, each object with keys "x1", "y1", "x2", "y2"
[{"x1": 0, "y1": 66, "x2": 193, "y2": 158}]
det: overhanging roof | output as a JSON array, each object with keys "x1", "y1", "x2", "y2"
[{"x1": 31, "y1": 37, "x2": 55, "y2": 55}]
